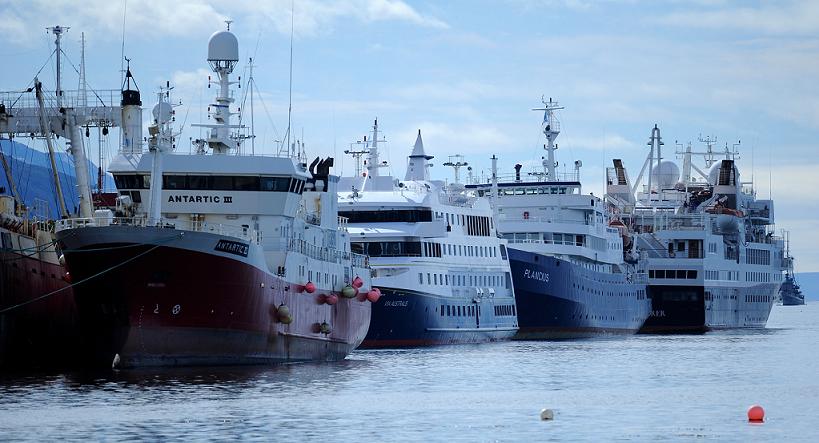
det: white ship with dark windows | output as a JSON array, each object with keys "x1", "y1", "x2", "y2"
[
  {"x1": 54, "y1": 26, "x2": 373, "y2": 368},
  {"x1": 467, "y1": 98, "x2": 651, "y2": 338},
  {"x1": 337, "y1": 120, "x2": 518, "y2": 347},
  {"x1": 607, "y1": 127, "x2": 786, "y2": 331}
]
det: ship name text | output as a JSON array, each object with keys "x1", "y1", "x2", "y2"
[
  {"x1": 523, "y1": 269, "x2": 550, "y2": 282},
  {"x1": 168, "y1": 195, "x2": 233, "y2": 204}
]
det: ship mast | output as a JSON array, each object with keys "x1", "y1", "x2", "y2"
[
  {"x1": 192, "y1": 21, "x2": 241, "y2": 155},
  {"x1": 443, "y1": 155, "x2": 468, "y2": 184},
  {"x1": 34, "y1": 78, "x2": 69, "y2": 218},
  {"x1": 532, "y1": 96, "x2": 563, "y2": 182}
]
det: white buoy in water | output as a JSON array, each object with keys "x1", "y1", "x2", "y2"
[
  {"x1": 540, "y1": 409, "x2": 554, "y2": 420},
  {"x1": 112, "y1": 353, "x2": 121, "y2": 369}
]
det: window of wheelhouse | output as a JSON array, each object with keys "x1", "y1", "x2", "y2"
[{"x1": 114, "y1": 174, "x2": 150, "y2": 189}]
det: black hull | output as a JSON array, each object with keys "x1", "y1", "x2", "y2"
[{"x1": 638, "y1": 285, "x2": 707, "y2": 334}]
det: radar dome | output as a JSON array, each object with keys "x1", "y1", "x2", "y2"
[
  {"x1": 208, "y1": 30, "x2": 239, "y2": 62},
  {"x1": 152, "y1": 102, "x2": 173, "y2": 124},
  {"x1": 650, "y1": 160, "x2": 680, "y2": 190}
]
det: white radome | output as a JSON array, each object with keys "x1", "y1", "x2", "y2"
[
  {"x1": 650, "y1": 160, "x2": 680, "y2": 190},
  {"x1": 152, "y1": 101, "x2": 173, "y2": 123},
  {"x1": 208, "y1": 30, "x2": 239, "y2": 62}
]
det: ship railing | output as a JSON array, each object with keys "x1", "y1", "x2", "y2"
[
  {"x1": 497, "y1": 214, "x2": 592, "y2": 226},
  {"x1": 286, "y1": 237, "x2": 369, "y2": 268},
  {"x1": 631, "y1": 213, "x2": 708, "y2": 233},
  {"x1": 493, "y1": 171, "x2": 581, "y2": 183},
  {"x1": 55, "y1": 216, "x2": 260, "y2": 243}
]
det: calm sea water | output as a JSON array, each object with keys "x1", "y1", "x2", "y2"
[{"x1": 1, "y1": 304, "x2": 817, "y2": 442}]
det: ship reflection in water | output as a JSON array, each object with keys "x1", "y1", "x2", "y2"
[{"x1": 0, "y1": 305, "x2": 816, "y2": 441}]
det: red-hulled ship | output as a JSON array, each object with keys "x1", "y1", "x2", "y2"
[
  {"x1": 0, "y1": 202, "x2": 77, "y2": 368},
  {"x1": 55, "y1": 27, "x2": 373, "y2": 368}
]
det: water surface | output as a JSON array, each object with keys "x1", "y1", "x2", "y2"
[{"x1": 1, "y1": 305, "x2": 817, "y2": 441}]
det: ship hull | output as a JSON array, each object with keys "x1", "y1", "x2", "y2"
[
  {"x1": 360, "y1": 287, "x2": 517, "y2": 348},
  {"x1": 638, "y1": 285, "x2": 707, "y2": 334},
  {"x1": 507, "y1": 248, "x2": 651, "y2": 339},
  {"x1": 704, "y1": 283, "x2": 778, "y2": 329},
  {"x1": 56, "y1": 226, "x2": 370, "y2": 368},
  {"x1": 0, "y1": 241, "x2": 78, "y2": 369},
  {"x1": 782, "y1": 294, "x2": 805, "y2": 306}
]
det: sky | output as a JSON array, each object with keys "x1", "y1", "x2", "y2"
[{"x1": 1, "y1": 0, "x2": 817, "y2": 270}]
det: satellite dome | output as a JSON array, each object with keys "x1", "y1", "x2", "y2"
[
  {"x1": 208, "y1": 30, "x2": 239, "y2": 62},
  {"x1": 650, "y1": 160, "x2": 680, "y2": 190},
  {"x1": 152, "y1": 101, "x2": 173, "y2": 124}
]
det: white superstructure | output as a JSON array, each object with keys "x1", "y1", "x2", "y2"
[
  {"x1": 607, "y1": 126, "x2": 786, "y2": 328},
  {"x1": 337, "y1": 122, "x2": 517, "y2": 345}
]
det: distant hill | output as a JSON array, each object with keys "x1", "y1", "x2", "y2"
[
  {"x1": 0, "y1": 138, "x2": 114, "y2": 218},
  {"x1": 796, "y1": 272, "x2": 819, "y2": 301}
]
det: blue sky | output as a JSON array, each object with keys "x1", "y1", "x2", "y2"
[{"x1": 1, "y1": 0, "x2": 818, "y2": 270}]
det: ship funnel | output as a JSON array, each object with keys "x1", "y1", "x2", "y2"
[
  {"x1": 120, "y1": 63, "x2": 143, "y2": 155},
  {"x1": 514, "y1": 163, "x2": 522, "y2": 182}
]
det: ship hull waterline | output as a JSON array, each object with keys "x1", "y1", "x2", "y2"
[
  {"x1": 360, "y1": 287, "x2": 518, "y2": 348},
  {"x1": 507, "y1": 248, "x2": 651, "y2": 339},
  {"x1": 56, "y1": 226, "x2": 371, "y2": 369}
]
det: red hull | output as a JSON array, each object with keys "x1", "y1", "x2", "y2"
[
  {"x1": 0, "y1": 250, "x2": 78, "y2": 369},
  {"x1": 58, "y1": 228, "x2": 370, "y2": 368}
]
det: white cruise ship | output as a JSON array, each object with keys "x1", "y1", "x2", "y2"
[
  {"x1": 607, "y1": 126, "x2": 786, "y2": 331},
  {"x1": 337, "y1": 121, "x2": 518, "y2": 347}
]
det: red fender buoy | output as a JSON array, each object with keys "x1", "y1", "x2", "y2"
[
  {"x1": 325, "y1": 293, "x2": 339, "y2": 305},
  {"x1": 366, "y1": 289, "x2": 381, "y2": 303},
  {"x1": 352, "y1": 276, "x2": 363, "y2": 289},
  {"x1": 304, "y1": 281, "x2": 316, "y2": 293}
]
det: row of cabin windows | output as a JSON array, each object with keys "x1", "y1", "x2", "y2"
[
  {"x1": 572, "y1": 281, "x2": 646, "y2": 300},
  {"x1": 746, "y1": 248, "x2": 771, "y2": 265},
  {"x1": 475, "y1": 187, "x2": 574, "y2": 197},
  {"x1": 352, "y1": 241, "x2": 505, "y2": 260},
  {"x1": 441, "y1": 304, "x2": 479, "y2": 317},
  {"x1": 339, "y1": 209, "x2": 432, "y2": 223},
  {"x1": 113, "y1": 174, "x2": 305, "y2": 194},
  {"x1": 502, "y1": 232, "x2": 587, "y2": 247},
  {"x1": 745, "y1": 294, "x2": 772, "y2": 303},
  {"x1": 649, "y1": 269, "x2": 698, "y2": 279},
  {"x1": 440, "y1": 212, "x2": 494, "y2": 234},
  {"x1": 746, "y1": 271, "x2": 773, "y2": 283},
  {"x1": 419, "y1": 272, "x2": 510, "y2": 289},
  {"x1": 494, "y1": 304, "x2": 516, "y2": 317}
]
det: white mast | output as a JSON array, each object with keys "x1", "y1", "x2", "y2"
[
  {"x1": 532, "y1": 97, "x2": 563, "y2": 181},
  {"x1": 443, "y1": 155, "x2": 468, "y2": 184},
  {"x1": 146, "y1": 85, "x2": 174, "y2": 226},
  {"x1": 48, "y1": 26, "x2": 69, "y2": 108},
  {"x1": 366, "y1": 118, "x2": 388, "y2": 178},
  {"x1": 65, "y1": 108, "x2": 93, "y2": 217},
  {"x1": 193, "y1": 22, "x2": 241, "y2": 155}
]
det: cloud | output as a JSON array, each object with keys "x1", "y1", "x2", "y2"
[
  {"x1": 658, "y1": 1, "x2": 819, "y2": 35},
  {"x1": 0, "y1": 0, "x2": 447, "y2": 46},
  {"x1": 563, "y1": 133, "x2": 637, "y2": 151}
]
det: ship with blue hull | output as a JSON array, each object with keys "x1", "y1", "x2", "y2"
[
  {"x1": 338, "y1": 121, "x2": 518, "y2": 347},
  {"x1": 468, "y1": 99, "x2": 651, "y2": 339}
]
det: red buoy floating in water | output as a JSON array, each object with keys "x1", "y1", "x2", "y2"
[
  {"x1": 747, "y1": 405, "x2": 765, "y2": 423},
  {"x1": 304, "y1": 281, "x2": 316, "y2": 293}
]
